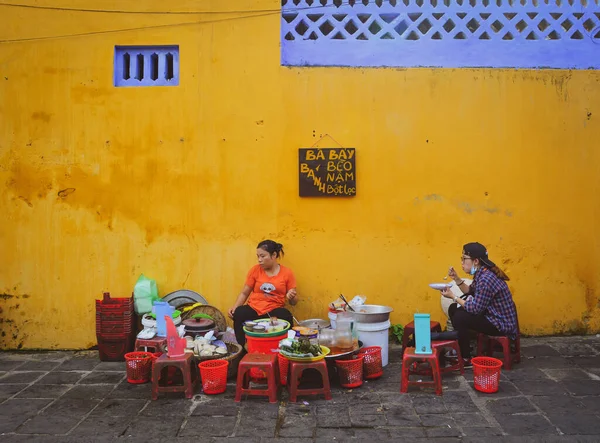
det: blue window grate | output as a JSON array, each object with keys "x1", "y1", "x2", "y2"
[
  {"x1": 281, "y1": 0, "x2": 600, "y2": 69},
  {"x1": 114, "y1": 46, "x2": 179, "y2": 87}
]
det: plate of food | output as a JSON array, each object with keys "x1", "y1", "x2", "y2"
[
  {"x1": 429, "y1": 283, "x2": 453, "y2": 291},
  {"x1": 243, "y1": 318, "x2": 290, "y2": 337},
  {"x1": 279, "y1": 344, "x2": 331, "y2": 362}
]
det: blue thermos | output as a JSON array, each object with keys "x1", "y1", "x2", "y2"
[{"x1": 414, "y1": 313, "x2": 432, "y2": 354}]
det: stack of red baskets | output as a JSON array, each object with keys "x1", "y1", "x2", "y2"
[{"x1": 95, "y1": 292, "x2": 135, "y2": 361}]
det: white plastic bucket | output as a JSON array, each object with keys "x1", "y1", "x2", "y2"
[{"x1": 355, "y1": 320, "x2": 391, "y2": 367}]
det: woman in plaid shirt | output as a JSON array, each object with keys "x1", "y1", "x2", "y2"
[{"x1": 441, "y1": 242, "x2": 518, "y2": 367}]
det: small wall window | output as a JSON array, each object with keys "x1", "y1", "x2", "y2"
[{"x1": 114, "y1": 46, "x2": 179, "y2": 87}]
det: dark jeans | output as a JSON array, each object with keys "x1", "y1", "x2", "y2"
[
  {"x1": 448, "y1": 304, "x2": 502, "y2": 359},
  {"x1": 233, "y1": 305, "x2": 293, "y2": 346}
]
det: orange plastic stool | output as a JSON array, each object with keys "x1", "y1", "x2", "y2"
[
  {"x1": 135, "y1": 337, "x2": 168, "y2": 354},
  {"x1": 287, "y1": 360, "x2": 332, "y2": 403},
  {"x1": 151, "y1": 352, "x2": 198, "y2": 400},
  {"x1": 235, "y1": 353, "x2": 279, "y2": 403},
  {"x1": 401, "y1": 321, "x2": 442, "y2": 355},
  {"x1": 401, "y1": 347, "x2": 443, "y2": 396}
]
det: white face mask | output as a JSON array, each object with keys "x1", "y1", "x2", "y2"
[{"x1": 470, "y1": 264, "x2": 478, "y2": 275}]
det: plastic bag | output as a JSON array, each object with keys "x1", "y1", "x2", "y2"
[{"x1": 133, "y1": 274, "x2": 159, "y2": 315}]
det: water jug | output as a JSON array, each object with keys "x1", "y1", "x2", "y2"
[{"x1": 154, "y1": 301, "x2": 175, "y2": 337}]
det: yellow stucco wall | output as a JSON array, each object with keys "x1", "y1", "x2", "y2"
[{"x1": 1, "y1": 1, "x2": 599, "y2": 349}]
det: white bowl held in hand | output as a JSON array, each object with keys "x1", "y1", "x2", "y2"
[{"x1": 429, "y1": 283, "x2": 453, "y2": 291}]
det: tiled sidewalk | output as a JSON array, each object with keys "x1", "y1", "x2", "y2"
[{"x1": 1, "y1": 336, "x2": 600, "y2": 442}]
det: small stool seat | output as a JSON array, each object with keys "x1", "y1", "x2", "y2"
[
  {"x1": 401, "y1": 347, "x2": 443, "y2": 396},
  {"x1": 287, "y1": 360, "x2": 332, "y2": 402},
  {"x1": 412, "y1": 340, "x2": 464, "y2": 376},
  {"x1": 402, "y1": 321, "x2": 442, "y2": 355},
  {"x1": 477, "y1": 315, "x2": 520, "y2": 370},
  {"x1": 235, "y1": 354, "x2": 279, "y2": 403},
  {"x1": 135, "y1": 337, "x2": 167, "y2": 354},
  {"x1": 151, "y1": 352, "x2": 198, "y2": 400}
]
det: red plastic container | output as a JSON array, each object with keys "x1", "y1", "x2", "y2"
[
  {"x1": 278, "y1": 353, "x2": 290, "y2": 386},
  {"x1": 472, "y1": 356, "x2": 503, "y2": 393},
  {"x1": 99, "y1": 337, "x2": 133, "y2": 362},
  {"x1": 335, "y1": 356, "x2": 364, "y2": 388},
  {"x1": 199, "y1": 360, "x2": 229, "y2": 394},
  {"x1": 246, "y1": 333, "x2": 287, "y2": 379},
  {"x1": 124, "y1": 352, "x2": 154, "y2": 384},
  {"x1": 357, "y1": 346, "x2": 383, "y2": 379}
]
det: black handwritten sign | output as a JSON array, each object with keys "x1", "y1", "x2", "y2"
[{"x1": 298, "y1": 148, "x2": 356, "y2": 197}]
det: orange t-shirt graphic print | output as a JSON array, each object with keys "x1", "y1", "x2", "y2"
[{"x1": 245, "y1": 264, "x2": 297, "y2": 315}]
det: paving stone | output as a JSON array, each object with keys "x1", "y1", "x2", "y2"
[
  {"x1": 180, "y1": 415, "x2": 236, "y2": 437},
  {"x1": 42, "y1": 397, "x2": 100, "y2": 417},
  {"x1": 63, "y1": 384, "x2": 115, "y2": 399},
  {"x1": 521, "y1": 345, "x2": 561, "y2": 357},
  {"x1": 315, "y1": 403, "x2": 349, "y2": 416},
  {"x1": 578, "y1": 395, "x2": 600, "y2": 410},
  {"x1": 419, "y1": 413, "x2": 456, "y2": 427},
  {"x1": 314, "y1": 427, "x2": 355, "y2": 441},
  {"x1": 502, "y1": 368, "x2": 550, "y2": 381},
  {"x1": 442, "y1": 390, "x2": 479, "y2": 412},
  {"x1": 459, "y1": 426, "x2": 503, "y2": 436},
  {"x1": 0, "y1": 414, "x2": 32, "y2": 433},
  {"x1": 512, "y1": 379, "x2": 567, "y2": 396},
  {"x1": 385, "y1": 411, "x2": 422, "y2": 427},
  {"x1": 90, "y1": 398, "x2": 148, "y2": 416},
  {"x1": 349, "y1": 413, "x2": 387, "y2": 427},
  {"x1": 386, "y1": 426, "x2": 427, "y2": 437},
  {"x1": 543, "y1": 368, "x2": 593, "y2": 381},
  {"x1": 382, "y1": 402, "x2": 414, "y2": 415},
  {"x1": 17, "y1": 414, "x2": 81, "y2": 434},
  {"x1": 80, "y1": 371, "x2": 125, "y2": 384},
  {"x1": 37, "y1": 371, "x2": 86, "y2": 385},
  {"x1": 380, "y1": 392, "x2": 413, "y2": 406},
  {"x1": 451, "y1": 412, "x2": 491, "y2": 427},
  {"x1": 562, "y1": 380, "x2": 600, "y2": 396},
  {"x1": 522, "y1": 356, "x2": 574, "y2": 369},
  {"x1": 425, "y1": 426, "x2": 462, "y2": 438},
  {"x1": 123, "y1": 416, "x2": 184, "y2": 438},
  {"x1": 236, "y1": 415, "x2": 278, "y2": 437},
  {"x1": 0, "y1": 360, "x2": 26, "y2": 371},
  {"x1": 353, "y1": 428, "x2": 392, "y2": 439},
  {"x1": 108, "y1": 381, "x2": 150, "y2": 399},
  {"x1": 530, "y1": 394, "x2": 588, "y2": 414},
  {"x1": 0, "y1": 398, "x2": 53, "y2": 416},
  {"x1": 262, "y1": 439, "x2": 312, "y2": 443},
  {"x1": 494, "y1": 413, "x2": 558, "y2": 435},
  {"x1": 140, "y1": 397, "x2": 192, "y2": 416},
  {"x1": 191, "y1": 402, "x2": 240, "y2": 416},
  {"x1": 15, "y1": 383, "x2": 71, "y2": 399},
  {"x1": 56, "y1": 358, "x2": 100, "y2": 371},
  {"x1": 568, "y1": 356, "x2": 600, "y2": 369},
  {"x1": 547, "y1": 413, "x2": 600, "y2": 435},
  {"x1": 94, "y1": 361, "x2": 126, "y2": 371},
  {"x1": 348, "y1": 402, "x2": 384, "y2": 416},
  {"x1": 412, "y1": 395, "x2": 448, "y2": 414},
  {"x1": 487, "y1": 396, "x2": 537, "y2": 414},
  {"x1": 0, "y1": 371, "x2": 45, "y2": 384},
  {"x1": 220, "y1": 439, "x2": 258, "y2": 443},
  {"x1": 316, "y1": 413, "x2": 351, "y2": 427},
  {"x1": 279, "y1": 414, "x2": 316, "y2": 437},
  {"x1": 16, "y1": 361, "x2": 62, "y2": 371},
  {"x1": 69, "y1": 415, "x2": 132, "y2": 437},
  {"x1": 343, "y1": 390, "x2": 381, "y2": 404},
  {"x1": 551, "y1": 343, "x2": 596, "y2": 357},
  {"x1": 240, "y1": 401, "x2": 280, "y2": 417},
  {"x1": 0, "y1": 383, "x2": 27, "y2": 398}
]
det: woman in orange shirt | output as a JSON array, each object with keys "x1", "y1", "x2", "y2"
[{"x1": 228, "y1": 240, "x2": 298, "y2": 346}]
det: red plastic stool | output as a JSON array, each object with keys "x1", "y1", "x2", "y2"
[
  {"x1": 401, "y1": 321, "x2": 442, "y2": 355},
  {"x1": 235, "y1": 353, "x2": 279, "y2": 403},
  {"x1": 151, "y1": 352, "x2": 198, "y2": 400},
  {"x1": 288, "y1": 360, "x2": 332, "y2": 403},
  {"x1": 433, "y1": 340, "x2": 464, "y2": 375},
  {"x1": 135, "y1": 337, "x2": 168, "y2": 354},
  {"x1": 401, "y1": 347, "x2": 443, "y2": 396}
]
